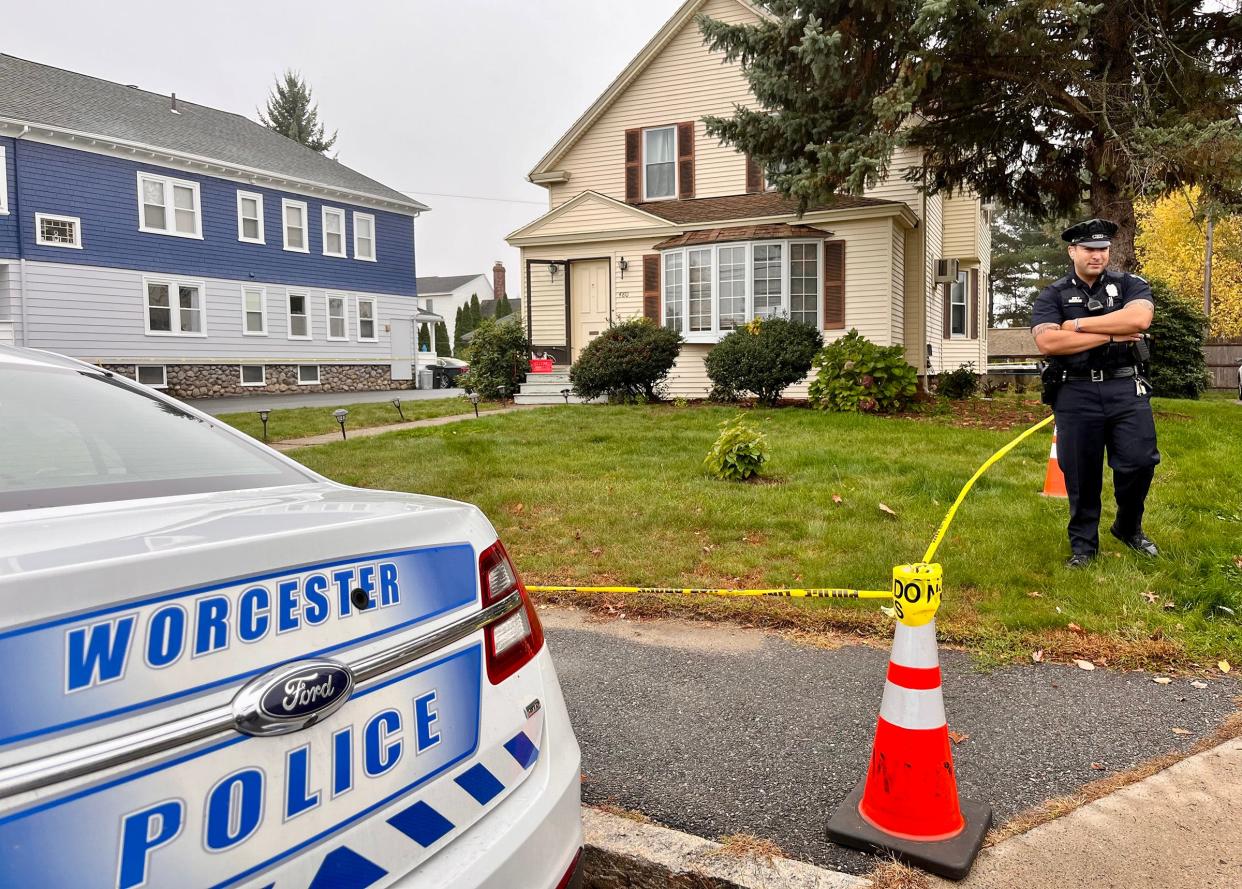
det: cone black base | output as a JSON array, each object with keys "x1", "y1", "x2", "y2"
[{"x1": 826, "y1": 779, "x2": 992, "y2": 881}]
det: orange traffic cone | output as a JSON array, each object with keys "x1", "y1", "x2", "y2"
[
  {"x1": 1041, "y1": 425, "x2": 1068, "y2": 498},
  {"x1": 827, "y1": 564, "x2": 991, "y2": 880}
]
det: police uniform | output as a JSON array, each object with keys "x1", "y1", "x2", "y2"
[{"x1": 1030, "y1": 219, "x2": 1161, "y2": 563}]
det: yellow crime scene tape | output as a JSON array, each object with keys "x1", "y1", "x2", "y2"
[{"x1": 526, "y1": 414, "x2": 1056, "y2": 625}]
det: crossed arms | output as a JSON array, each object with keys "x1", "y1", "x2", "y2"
[{"x1": 1033, "y1": 300, "x2": 1153, "y2": 356}]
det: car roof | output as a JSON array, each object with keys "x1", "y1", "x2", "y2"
[{"x1": 0, "y1": 344, "x2": 104, "y2": 373}]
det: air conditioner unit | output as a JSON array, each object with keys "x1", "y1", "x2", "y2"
[{"x1": 934, "y1": 258, "x2": 960, "y2": 283}]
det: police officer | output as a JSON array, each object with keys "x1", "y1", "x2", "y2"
[{"x1": 1031, "y1": 219, "x2": 1161, "y2": 567}]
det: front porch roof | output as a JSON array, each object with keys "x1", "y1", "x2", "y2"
[
  {"x1": 652, "y1": 223, "x2": 833, "y2": 250},
  {"x1": 635, "y1": 191, "x2": 901, "y2": 225}
]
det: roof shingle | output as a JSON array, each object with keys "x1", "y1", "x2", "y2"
[
  {"x1": 635, "y1": 191, "x2": 900, "y2": 224},
  {"x1": 0, "y1": 54, "x2": 419, "y2": 210},
  {"x1": 415, "y1": 274, "x2": 488, "y2": 295}
]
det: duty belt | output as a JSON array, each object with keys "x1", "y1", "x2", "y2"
[{"x1": 1063, "y1": 366, "x2": 1138, "y2": 382}]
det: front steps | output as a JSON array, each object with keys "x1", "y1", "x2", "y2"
[{"x1": 513, "y1": 367, "x2": 605, "y2": 404}]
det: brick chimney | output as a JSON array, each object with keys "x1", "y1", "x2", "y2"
[{"x1": 492, "y1": 260, "x2": 506, "y2": 302}]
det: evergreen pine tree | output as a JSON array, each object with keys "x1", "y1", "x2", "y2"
[
  {"x1": 469, "y1": 294, "x2": 483, "y2": 328},
  {"x1": 699, "y1": 2, "x2": 1242, "y2": 270},
  {"x1": 418, "y1": 323, "x2": 430, "y2": 352},
  {"x1": 453, "y1": 306, "x2": 466, "y2": 356},
  {"x1": 258, "y1": 70, "x2": 338, "y2": 154},
  {"x1": 494, "y1": 294, "x2": 513, "y2": 319},
  {"x1": 435, "y1": 321, "x2": 451, "y2": 357},
  {"x1": 990, "y1": 209, "x2": 1079, "y2": 327}
]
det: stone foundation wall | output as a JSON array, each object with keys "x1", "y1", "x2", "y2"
[{"x1": 101, "y1": 364, "x2": 413, "y2": 399}]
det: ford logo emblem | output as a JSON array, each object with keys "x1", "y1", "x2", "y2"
[{"x1": 232, "y1": 660, "x2": 354, "y2": 737}]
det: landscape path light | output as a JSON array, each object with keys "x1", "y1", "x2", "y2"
[
  {"x1": 333, "y1": 408, "x2": 348, "y2": 440},
  {"x1": 257, "y1": 410, "x2": 270, "y2": 442},
  {"x1": 561, "y1": 388, "x2": 571, "y2": 405},
  {"x1": 468, "y1": 392, "x2": 481, "y2": 418},
  {"x1": 391, "y1": 398, "x2": 406, "y2": 422}
]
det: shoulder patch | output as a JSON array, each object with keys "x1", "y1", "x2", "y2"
[{"x1": 1129, "y1": 273, "x2": 1147, "y2": 284}]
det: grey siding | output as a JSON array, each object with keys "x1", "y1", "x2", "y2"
[{"x1": 20, "y1": 260, "x2": 421, "y2": 363}]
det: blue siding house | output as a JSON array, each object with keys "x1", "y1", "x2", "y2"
[{"x1": 0, "y1": 54, "x2": 433, "y2": 397}]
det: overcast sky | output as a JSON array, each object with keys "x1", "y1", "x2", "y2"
[{"x1": 4, "y1": 0, "x2": 687, "y2": 288}]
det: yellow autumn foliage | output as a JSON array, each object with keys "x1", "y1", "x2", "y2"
[{"x1": 1135, "y1": 188, "x2": 1242, "y2": 337}]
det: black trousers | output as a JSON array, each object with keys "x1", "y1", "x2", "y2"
[{"x1": 1053, "y1": 377, "x2": 1161, "y2": 555}]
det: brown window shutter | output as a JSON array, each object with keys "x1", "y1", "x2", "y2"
[
  {"x1": 643, "y1": 254, "x2": 661, "y2": 323},
  {"x1": 677, "y1": 122, "x2": 695, "y2": 199},
  {"x1": 969, "y1": 268, "x2": 980, "y2": 339},
  {"x1": 745, "y1": 155, "x2": 762, "y2": 194},
  {"x1": 625, "y1": 128, "x2": 641, "y2": 203},
  {"x1": 942, "y1": 283, "x2": 952, "y2": 338},
  {"x1": 822, "y1": 240, "x2": 845, "y2": 329}
]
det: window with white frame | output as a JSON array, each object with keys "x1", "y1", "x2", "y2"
[
  {"x1": 662, "y1": 251, "x2": 684, "y2": 331},
  {"x1": 322, "y1": 207, "x2": 346, "y2": 257},
  {"x1": 950, "y1": 270, "x2": 968, "y2": 337},
  {"x1": 144, "y1": 278, "x2": 205, "y2": 336},
  {"x1": 35, "y1": 214, "x2": 82, "y2": 248},
  {"x1": 661, "y1": 240, "x2": 821, "y2": 341},
  {"x1": 237, "y1": 191, "x2": 264, "y2": 244},
  {"x1": 297, "y1": 365, "x2": 320, "y2": 385},
  {"x1": 287, "y1": 292, "x2": 310, "y2": 339},
  {"x1": 0, "y1": 146, "x2": 8, "y2": 215},
  {"x1": 283, "y1": 199, "x2": 308, "y2": 252},
  {"x1": 356, "y1": 296, "x2": 378, "y2": 341},
  {"x1": 353, "y1": 212, "x2": 375, "y2": 261},
  {"x1": 326, "y1": 293, "x2": 348, "y2": 340},
  {"x1": 240, "y1": 365, "x2": 266, "y2": 386},
  {"x1": 138, "y1": 173, "x2": 201, "y2": 238},
  {"x1": 242, "y1": 286, "x2": 267, "y2": 335},
  {"x1": 136, "y1": 365, "x2": 167, "y2": 388},
  {"x1": 643, "y1": 126, "x2": 676, "y2": 200}
]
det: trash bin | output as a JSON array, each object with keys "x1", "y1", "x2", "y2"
[
  {"x1": 418, "y1": 369, "x2": 433, "y2": 390},
  {"x1": 430, "y1": 367, "x2": 446, "y2": 389}
]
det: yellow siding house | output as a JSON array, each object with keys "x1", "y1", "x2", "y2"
[{"x1": 507, "y1": 0, "x2": 992, "y2": 396}]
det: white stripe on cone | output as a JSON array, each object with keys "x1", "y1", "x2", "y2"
[
  {"x1": 878, "y1": 620, "x2": 947, "y2": 731},
  {"x1": 888, "y1": 618, "x2": 941, "y2": 669}
]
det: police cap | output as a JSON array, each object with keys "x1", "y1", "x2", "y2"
[{"x1": 1061, "y1": 218, "x2": 1118, "y2": 248}]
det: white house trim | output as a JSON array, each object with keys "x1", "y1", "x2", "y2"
[
  {"x1": 236, "y1": 190, "x2": 265, "y2": 244},
  {"x1": 282, "y1": 198, "x2": 310, "y2": 253},
  {"x1": 34, "y1": 213, "x2": 83, "y2": 249},
  {"x1": 136, "y1": 171, "x2": 203, "y2": 239},
  {"x1": 322, "y1": 206, "x2": 347, "y2": 257}
]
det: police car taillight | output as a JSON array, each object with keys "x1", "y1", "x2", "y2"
[{"x1": 479, "y1": 540, "x2": 544, "y2": 684}]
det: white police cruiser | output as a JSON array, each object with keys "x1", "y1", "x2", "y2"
[{"x1": 0, "y1": 346, "x2": 583, "y2": 889}]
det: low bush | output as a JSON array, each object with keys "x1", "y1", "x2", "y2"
[
  {"x1": 570, "y1": 318, "x2": 682, "y2": 403},
  {"x1": 937, "y1": 363, "x2": 981, "y2": 400},
  {"x1": 458, "y1": 318, "x2": 529, "y2": 400},
  {"x1": 705, "y1": 317, "x2": 823, "y2": 406},
  {"x1": 703, "y1": 415, "x2": 769, "y2": 481},
  {"x1": 1145, "y1": 278, "x2": 1209, "y2": 399},
  {"x1": 807, "y1": 329, "x2": 918, "y2": 413}
]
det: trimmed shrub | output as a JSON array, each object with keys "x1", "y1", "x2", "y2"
[
  {"x1": 457, "y1": 318, "x2": 529, "y2": 400},
  {"x1": 808, "y1": 329, "x2": 918, "y2": 413},
  {"x1": 705, "y1": 317, "x2": 823, "y2": 406},
  {"x1": 1146, "y1": 278, "x2": 1210, "y2": 399},
  {"x1": 704, "y1": 415, "x2": 769, "y2": 481},
  {"x1": 570, "y1": 318, "x2": 682, "y2": 403},
  {"x1": 936, "y1": 362, "x2": 981, "y2": 400}
]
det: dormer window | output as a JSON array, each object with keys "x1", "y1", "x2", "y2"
[{"x1": 643, "y1": 126, "x2": 676, "y2": 201}]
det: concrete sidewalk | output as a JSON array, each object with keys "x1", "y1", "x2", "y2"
[
  {"x1": 270, "y1": 404, "x2": 543, "y2": 451},
  {"x1": 933, "y1": 735, "x2": 1242, "y2": 889}
]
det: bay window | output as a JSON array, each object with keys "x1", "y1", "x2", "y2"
[{"x1": 661, "y1": 239, "x2": 821, "y2": 341}]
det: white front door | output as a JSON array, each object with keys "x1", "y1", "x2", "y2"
[{"x1": 571, "y1": 260, "x2": 610, "y2": 361}]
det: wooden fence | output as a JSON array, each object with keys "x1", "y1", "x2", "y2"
[{"x1": 1205, "y1": 338, "x2": 1242, "y2": 390}]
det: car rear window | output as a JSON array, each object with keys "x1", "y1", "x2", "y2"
[{"x1": 0, "y1": 366, "x2": 313, "y2": 511}]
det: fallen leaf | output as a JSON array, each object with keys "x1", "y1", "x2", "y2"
[
  {"x1": 948, "y1": 730, "x2": 969, "y2": 744},
  {"x1": 831, "y1": 494, "x2": 843, "y2": 505},
  {"x1": 1191, "y1": 681, "x2": 1209, "y2": 689},
  {"x1": 1031, "y1": 649, "x2": 1044, "y2": 663},
  {"x1": 878, "y1": 503, "x2": 898, "y2": 517},
  {"x1": 1056, "y1": 606, "x2": 1063, "y2": 614},
  {"x1": 1171, "y1": 727, "x2": 1192, "y2": 736},
  {"x1": 1142, "y1": 591, "x2": 1159, "y2": 604},
  {"x1": 512, "y1": 502, "x2": 524, "y2": 514},
  {"x1": 1090, "y1": 762, "x2": 1105, "y2": 770},
  {"x1": 1027, "y1": 590, "x2": 1044, "y2": 599},
  {"x1": 1075, "y1": 659, "x2": 1096, "y2": 671},
  {"x1": 1220, "y1": 660, "x2": 1232, "y2": 674},
  {"x1": 1163, "y1": 601, "x2": 1176, "y2": 610},
  {"x1": 1068, "y1": 622, "x2": 1084, "y2": 634},
  {"x1": 590, "y1": 548, "x2": 602, "y2": 556},
  {"x1": 1233, "y1": 556, "x2": 1242, "y2": 570},
  {"x1": 1153, "y1": 677, "x2": 1173, "y2": 684}
]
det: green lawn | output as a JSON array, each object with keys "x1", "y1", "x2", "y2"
[
  {"x1": 288, "y1": 397, "x2": 1242, "y2": 667},
  {"x1": 218, "y1": 396, "x2": 503, "y2": 443}
]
